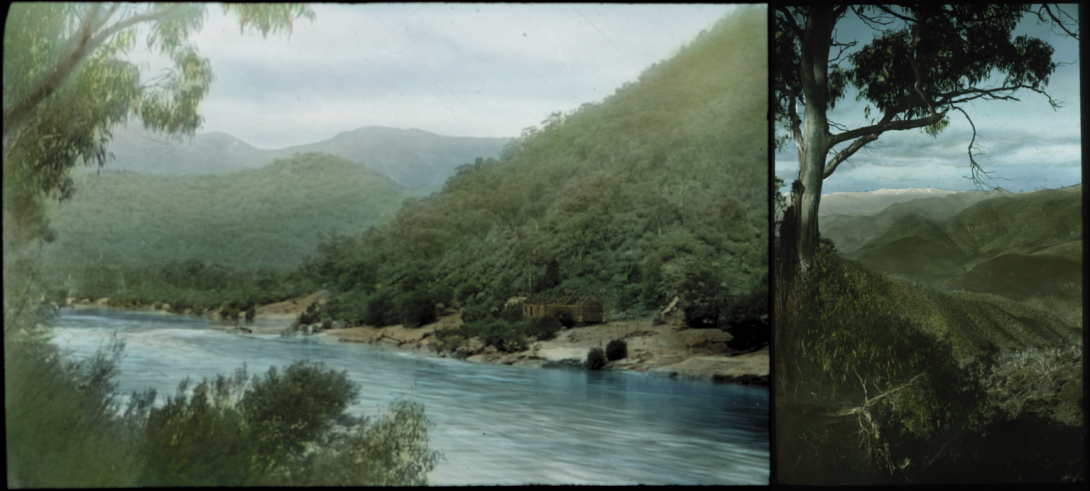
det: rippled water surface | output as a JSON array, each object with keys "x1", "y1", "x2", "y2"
[{"x1": 52, "y1": 309, "x2": 769, "y2": 485}]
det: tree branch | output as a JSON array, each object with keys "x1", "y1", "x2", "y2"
[
  {"x1": 774, "y1": 6, "x2": 805, "y2": 41},
  {"x1": 2, "y1": 4, "x2": 187, "y2": 144},
  {"x1": 829, "y1": 109, "x2": 946, "y2": 147},
  {"x1": 824, "y1": 132, "x2": 878, "y2": 179},
  {"x1": 873, "y1": 5, "x2": 918, "y2": 26},
  {"x1": 951, "y1": 106, "x2": 997, "y2": 189},
  {"x1": 1035, "y1": 4, "x2": 1079, "y2": 41}
]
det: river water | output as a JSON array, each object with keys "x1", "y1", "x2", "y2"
[{"x1": 51, "y1": 309, "x2": 769, "y2": 485}]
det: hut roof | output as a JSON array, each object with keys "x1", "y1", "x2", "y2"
[{"x1": 523, "y1": 293, "x2": 601, "y2": 306}]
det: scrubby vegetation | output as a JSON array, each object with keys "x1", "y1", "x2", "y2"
[
  {"x1": 586, "y1": 348, "x2": 607, "y2": 371},
  {"x1": 777, "y1": 230, "x2": 1084, "y2": 484},
  {"x1": 5, "y1": 286, "x2": 440, "y2": 487},
  {"x1": 60, "y1": 258, "x2": 316, "y2": 319},
  {"x1": 605, "y1": 339, "x2": 628, "y2": 361}
]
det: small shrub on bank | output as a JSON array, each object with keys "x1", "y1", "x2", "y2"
[
  {"x1": 586, "y1": 347, "x2": 607, "y2": 370},
  {"x1": 298, "y1": 303, "x2": 321, "y2": 325},
  {"x1": 605, "y1": 339, "x2": 627, "y2": 361},
  {"x1": 520, "y1": 316, "x2": 562, "y2": 341},
  {"x1": 465, "y1": 319, "x2": 527, "y2": 353}
]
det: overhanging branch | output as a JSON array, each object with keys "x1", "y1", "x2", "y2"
[
  {"x1": 824, "y1": 132, "x2": 878, "y2": 179},
  {"x1": 951, "y1": 106, "x2": 997, "y2": 189},
  {"x1": 829, "y1": 110, "x2": 946, "y2": 147},
  {"x1": 2, "y1": 4, "x2": 187, "y2": 144}
]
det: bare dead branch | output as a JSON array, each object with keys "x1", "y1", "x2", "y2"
[{"x1": 951, "y1": 106, "x2": 999, "y2": 189}]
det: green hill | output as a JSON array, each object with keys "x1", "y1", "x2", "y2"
[
  {"x1": 42, "y1": 152, "x2": 408, "y2": 277},
  {"x1": 304, "y1": 7, "x2": 768, "y2": 335}
]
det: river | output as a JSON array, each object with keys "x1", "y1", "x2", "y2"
[{"x1": 51, "y1": 308, "x2": 769, "y2": 485}]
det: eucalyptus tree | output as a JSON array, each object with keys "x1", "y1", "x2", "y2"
[
  {"x1": 772, "y1": 4, "x2": 1078, "y2": 272},
  {"x1": 2, "y1": 3, "x2": 315, "y2": 249}
]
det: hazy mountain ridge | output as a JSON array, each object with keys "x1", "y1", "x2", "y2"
[
  {"x1": 89, "y1": 124, "x2": 511, "y2": 194},
  {"x1": 819, "y1": 184, "x2": 1082, "y2": 325}
]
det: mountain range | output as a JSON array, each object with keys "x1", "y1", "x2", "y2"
[
  {"x1": 87, "y1": 124, "x2": 511, "y2": 194},
  {"x1": 819, "y1": 184, "x2": 1082, "y2": 326}
]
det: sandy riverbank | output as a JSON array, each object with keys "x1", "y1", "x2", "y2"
[
  {"x1": 321, "y1": 304, "x2": 768, "y2": 386},
  {"x1": 67, "y1": 292, "x2": 768, "y2": 386}
]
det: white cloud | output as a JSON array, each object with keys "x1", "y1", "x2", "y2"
[{"x1": 120, "y1": 3, "x2": 739, "y2": 149}]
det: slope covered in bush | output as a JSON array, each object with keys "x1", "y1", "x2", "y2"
[{"x1": 306, "y1": 7, "x2": 769, "y2": 332}]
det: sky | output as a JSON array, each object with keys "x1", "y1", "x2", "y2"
[
  {"x1": 120, "y1": 3, "x2": 740, "y2": 150},
  {"x1": 774, "y1": 6, "x2": 1082, "y2": 194}
]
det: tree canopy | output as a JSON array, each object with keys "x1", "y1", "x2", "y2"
[
  {"x1": 2, "y1": 3, "x2": 314, "y2": 249},
  {"x1": 772, "y1": 4, "x2": 1078, "y2": 270}
]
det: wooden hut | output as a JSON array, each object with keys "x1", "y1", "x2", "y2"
[{"x1": 521, "y1": 294, "x2": 603, "y2": 325}]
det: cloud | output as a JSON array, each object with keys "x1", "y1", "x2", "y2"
[{"x1": 122, "y1": 4, "x2": 739, "y2": 149}]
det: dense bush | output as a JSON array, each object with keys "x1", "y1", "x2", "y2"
[
  {"x1": 465, "y1": 318, "x2": 527, "y2": 353},
  {"x1": 393, "y1": 288, "x2": 438, "y2": 328},
  {"x1": 586, "y1": 347, "x2": 607, "y2": 370},
  {"x1": 298, "y1": 302, "x2": 321, "y2": 325},
  {"x1": 140, "y1": 360, "x2": 438, "y2": 486},
  {"x1": 5, "y1": 263, "x2": 441, "y2": 488},
  {"x1": 363, "y1": 288, "x2": 395, "y2": 326},
  {"x1": 605, "y1": 339, "x2": 628, "y2": 361},
  {"x1": 796, "y1": 238, "x2": 981, "y2": 441},
  {"x1": 520, "y1": 315, "x2": 563, "y2": 341}
]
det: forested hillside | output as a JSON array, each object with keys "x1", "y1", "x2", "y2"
[
  {"x1": 41, "y1": 152, "x2": 408, "y2": 291},
  {"x1": 304, "y1": 7, "x2": 768, "y2": 336}
]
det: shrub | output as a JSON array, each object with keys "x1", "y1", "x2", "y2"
[
  {"x1": 466, "y1": 319, "x2": 527, "y2": 353},
  {"x1": 521, "y1": 315, "x2": 562, "y2": 341},
  {"x1": 298, "y1": 303, "x2": 321, "y2": 325},
  {"x1": 363, "y1": 288, "x2": 395, "y2": 326},
  {"x1": 394, "y1": 288, "x2": 437, "y2": 328},
  {"x1": 430, "y1": 327, "x2": 467, "y2": 354},
  {"x1": 240, "y1": 361, "x2": 361, "y2": 471},
  {"x1": 586, "y1": 347, "x2": 607, "y2": 370},
  {"x1": 605, "y1": 339, "x2": 628, "y2": 361},
  {"x1": 139, "y1": 360, "x2": 440, "y2": 486},
  {"x1": 307, "y1": 400, "x2": 440, "y2": 486}
]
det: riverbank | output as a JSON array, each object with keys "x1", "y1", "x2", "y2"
[
  {"x1": 67, "y1": 292, "x2": 769, "y2": 386},
  {"x1": 324, "y1": 312, "x2": 769, "y2": 386}
]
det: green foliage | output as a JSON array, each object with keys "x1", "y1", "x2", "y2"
[
  {"x1": 307, "y1": 400, "x2": 440, "y2": 486},
  {"x1": 141, "y1": 369, "x2": 254, "y2": 486},
  {"x1": 393, "y1": 288, "x2": 439, "y2": 328},
  {"x1": 240, "y1": 361, "x2": 361, "y2": 472},
  {"x1": 3, "y1": 3, "x2": 312, "y2": 247},
  {"x1": 430, "y1": 326, "x2": 469, "y2": 355},
  {"x1": 298, "y1": 302, "x2": 321, "y2": 325},
  {"x1": 520, "y1": 315, "x2": 562, "y2": 341},
  {"x1": 364, "y1": 287, "x2": 395, "y2": 327},
  {"x1": 796, "y1": 239, "x2": 979, "y2": 440},
  {"x1": 141, "y1": 360, "x2": 438, "y2": 486},
  {"x1": 586, "y1": 347, "x2": 607, "y2": 371},
  {"x1": 465, "y1": 318, "x2": 527, "y2": 353},
  {"x1": 5, "y1": 331, "x2": 151, "y2": 488},
  {"x1": 56, "y1": 259, "x2": 314, "y2": 316},
  {"x1": 605, "y1": 339, "x2": 628, "y2": 361}
]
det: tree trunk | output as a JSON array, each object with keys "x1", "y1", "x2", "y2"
[{"x1": 795, "y1": 6, "x2": 835, "y2": 272}]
